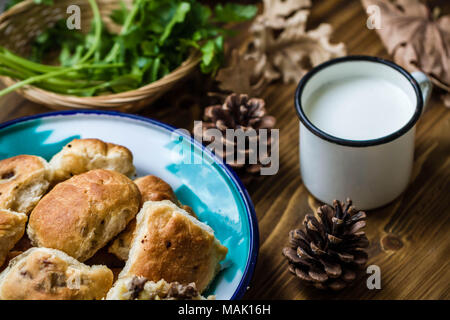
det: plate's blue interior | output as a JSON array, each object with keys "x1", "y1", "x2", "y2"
[{"x1": 0, "y1": 112, "x2": 258, "y2": 300}]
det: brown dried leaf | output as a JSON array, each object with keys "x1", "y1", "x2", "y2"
[
  {"x1": 362, "y1": 0, "x2": 450, "y2": 96},
  {"x1": 246, "y1": 0, "x2": 346, "y2": 84},
  {"x1": 215, "y1": 50, "x2": 268, "y2": 96},
  {"x1": 260, "y1": 0, "x2": 311, "y2": 28}
]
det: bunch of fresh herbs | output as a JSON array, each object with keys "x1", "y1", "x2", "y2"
[{"x1": 0, "y1": 0, "x2": 257, "y2": 97}]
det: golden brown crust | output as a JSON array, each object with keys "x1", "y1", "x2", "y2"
[
  {"x1": 0, "y1": 248, "x2": 113, "y2": 300},
  {"x1": 108, "y1": 175, "x2": 197, "y2": 260},
  {"x1": 135, "y1": 175, "x2": 178, "y2": 203},
  {"x1": 134, "y1": 176, "x2": 196, "y2": 217},
  {"x1": 28, "y1": 169, "x2": 141, "y2": 261},
  {"x1": 0, "y1": 155, "x2": 51, "y2": 214},
  {"x1": 119, "y1": 201, "x2": 227, "y2": 293},
  {"x1": 49, "y1": 139, "x2": 135, "y2": 183},
  {"x1": 0, "y1": 209, "x2": 27, "y2": 267},
  {"x1": 180, "y1": 204, "x2": 196, "y2": 217}
]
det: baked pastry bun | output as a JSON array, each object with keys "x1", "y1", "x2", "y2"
[
  {"x1": 108, "y1": 175, "x2": 197, "y2": 260},
  {"x1": 0, "y1": 155, "x2": 51, "y2": 214},
  {"x1": 0, "y1": 247, "x2": 113, "y2": 300},
  {"x1": 108, "y1": 220, "x2": 137, "y2": 262},
  {"x1": 49, "y1": 138, "x2": 135, "y2": 183},
  {"x1": 106, "y1": 276, "x2": 212, "y2": 300},
  {"x1": 0, "y1": 209, "x2": 27, "y2": 267},
  {"x1": 28, "y1": 169, "x2": 141, "y2": 261},
  {"x1": 118, "y1": 200, "x2": 228, "y2": 293},
  {"x1": 134, "y1": 175, "x2": 196, "y2": 217},
  {"x1": 134, "y1": 175, "x2": 179, "y2": 203}
]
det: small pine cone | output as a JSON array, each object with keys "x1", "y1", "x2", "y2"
[
  {"x1": 282, "y1": 199, "x2": 370, "y2": 290},
  {"x1": 193, "y1": 93, "x2": 276, "y2": 184}
]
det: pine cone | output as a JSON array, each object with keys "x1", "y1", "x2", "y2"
[
  {"x1": 283, "y1": 199, "x2": 370, "y2": 290},
  {"x1": 193, "y1": 93, "x2": 276, "y2": 184}
]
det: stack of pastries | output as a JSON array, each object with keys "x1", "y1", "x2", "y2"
[{"x1": 0, "y1": 139, "x2": 228, "y2": 300}]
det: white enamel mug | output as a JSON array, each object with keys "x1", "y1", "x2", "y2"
[{"x1": 295, "y1": 56, "x2": 432, "y2": 210}]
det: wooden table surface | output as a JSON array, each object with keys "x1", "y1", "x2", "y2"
[{"x1": 0, "y1": 0, "x2": 449, "y2": 300}]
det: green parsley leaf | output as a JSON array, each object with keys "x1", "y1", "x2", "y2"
[{"x1": 214, "y1": 3, "x2": 258, "y2": 23}]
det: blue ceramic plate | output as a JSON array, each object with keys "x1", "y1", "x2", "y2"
[{"x1": 0, "y1": 110, "x2": 259, "y2": 300}]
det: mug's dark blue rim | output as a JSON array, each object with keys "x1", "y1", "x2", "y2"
[
  {"x1": 0, "y1": 109, "x2": 259, "y2": 301},
  {"x1": 294, "y1": 55, "x2": 424, "y2": 147}
]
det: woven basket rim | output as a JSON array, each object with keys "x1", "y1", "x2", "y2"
[{"x1": 0, "y1": 0, "x2": 201, "y2": 106}]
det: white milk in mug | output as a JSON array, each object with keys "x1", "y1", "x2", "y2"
[{"x1": 295, "y1": 56, "x2": 432, "y2": 210}]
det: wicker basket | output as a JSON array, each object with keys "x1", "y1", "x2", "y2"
[{"x1": 0, "y1": 0, "x2": 201, "y2": 112}]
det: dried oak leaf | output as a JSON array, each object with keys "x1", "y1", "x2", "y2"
[
  {"x1": 215, "y1": 50, "x2": 268, "y2": 96},
  {"x1": 245, "y1": 0, "x2": 346, "y2": 84},
  {"x1": 362, "y1": 0, "x2": 450, "y2": 101},
  {"x1": 260, "y1": 0, "x2": 312, "y2": 28}
]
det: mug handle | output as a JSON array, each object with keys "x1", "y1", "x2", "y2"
[{"x1": 411, "y1": 71, "x2": 432, "y2": 113}]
